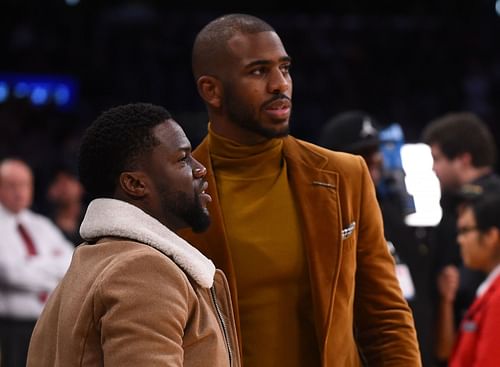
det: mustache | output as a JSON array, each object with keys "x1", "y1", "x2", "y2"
[
  {"x1": 197, "y1": 179, "x2": 208, "y2": 194},
  {"x1": 263, "y1": 94, "x2": 291, "y2": 107}
]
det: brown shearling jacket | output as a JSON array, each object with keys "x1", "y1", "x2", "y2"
[{"x1": 27, "y1": 199, "x2": 240, "y2": 367}]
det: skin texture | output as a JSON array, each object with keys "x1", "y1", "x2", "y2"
[
  {"x1": 115, "y1": 119, "x2": 211, "y2": 233},
  {"x1": 429, "y1": 144, "x2": 463, "y2": 191},
  {"x1": 0, "y1": 159, "x2": 33, "y2": 214},
  {"x1": 430, "y1": 144, "x2": 493, "y2": 193},
  {"x1": 457, "y1": 206, "x2": 498, "y2": 273},
  {"x1": 197, "y1": 31, "x2": 292, "y2": 145}
]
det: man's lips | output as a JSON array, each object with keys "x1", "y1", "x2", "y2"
[
  {"x1": 264, "y1": 98, "x2": 292, "y2": 119},
  {"x1": 198, "y1": 181, "x2": 212, "y2": 205},
  {"x1": 264, "y1": 98, "x2": 291, "y2": 111}
]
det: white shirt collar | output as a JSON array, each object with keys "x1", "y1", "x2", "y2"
[{"x1": 477, "y1": 264, "x2": 500, "y2": 297}]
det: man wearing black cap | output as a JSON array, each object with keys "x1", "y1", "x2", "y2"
[{"x1": 319, "y1": 110, "x2": 434, "y2": 367}]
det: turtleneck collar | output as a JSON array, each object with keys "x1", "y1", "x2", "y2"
[{"x1": 207, "y1": 123, "x2": 284, "y2": 178}]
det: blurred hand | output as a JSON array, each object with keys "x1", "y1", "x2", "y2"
[{"x1": 437, "y1": 265, "x2": 460, "y2": 303}]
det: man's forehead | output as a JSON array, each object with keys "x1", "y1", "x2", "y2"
[
  {"x1": 227, "y1": 31, "x2": 287, "y2": 58},
  {"x1": 0, "y1": 161, "x2": 31, "y2": 178},
  {"x1": 153, "y1": 120, "x2": 190, "y2": 149}
]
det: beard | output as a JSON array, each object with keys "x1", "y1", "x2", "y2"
[
  {"x1": 223, "y1": 86, "x2": 290, "y2": 139},
  {"x1": 158, "y1": 187, "x2": 211, "y2": 233}
]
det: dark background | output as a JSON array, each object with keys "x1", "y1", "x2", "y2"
[{"x1": 1, "y1": 0, "x2": 500, "y2": 211}]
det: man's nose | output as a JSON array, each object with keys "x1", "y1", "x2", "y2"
[{"x1": 193, "y1": 161, "x2": 207, "y2": 178}]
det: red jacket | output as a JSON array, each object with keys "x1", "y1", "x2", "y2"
[{"x1": 450, "y1": 273, "x2": 500, "y2": 367}]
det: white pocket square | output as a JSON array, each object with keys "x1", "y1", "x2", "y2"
[{"x1": 341, "y1": 221, "x2": 356, "y2": 239}]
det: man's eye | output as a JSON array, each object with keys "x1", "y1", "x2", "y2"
[
  {"x1": 251, "y1": 67, "x2": 266, "y2": 76},
  {"x1": 281, "y1": 64, "x2": 291, "y2": 74}
]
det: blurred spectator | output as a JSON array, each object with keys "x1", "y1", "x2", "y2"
[
  {"x1": 46, "y1": 167, "x2": 85, "y2": 246},
  {"x1": 447, "y1": 192, "x2": 500, "y2": 366},
  {"x1": 422, "y1": 111, "x2": 500, "y2": 364},
  {"x1": 318, "y1": 110, "x2": 434, "y2": 366},
  {"x1": 0, "y1": 158, "x2": 74, "y2": 367}
]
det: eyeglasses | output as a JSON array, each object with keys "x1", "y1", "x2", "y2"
[{"x1": 457, "y1": 226, "x2": 479, "y2": 235}]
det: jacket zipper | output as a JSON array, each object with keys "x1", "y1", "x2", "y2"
[{"x1": 210, "y1": 286, "x2": 233, "y2": 366}]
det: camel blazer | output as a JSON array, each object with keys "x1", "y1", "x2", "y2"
[{"x1": 180, "y1": 135, "x2": 421, "y2": 366}]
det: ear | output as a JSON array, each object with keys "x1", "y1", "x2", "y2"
[
  {"x1": 197, "y1": 76, "x2": 222, "y2": 109},
  {"x1": 118, "y1": 172, "x2": 148, "y2": 199},
  {"x1": 482, "y1": 226, "x2": 500, "y2": 254},
  {"x1": 486, "y1": 227, "x2": 500, "y2": 242},
  {"x1": 457, "y1": 152, "x2": 473, "y2": 168}
]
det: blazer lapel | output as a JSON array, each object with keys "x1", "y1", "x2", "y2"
[
  {"x1": 283, "y1": 137, "x2": 343, "y2": 346},
  {"x1": 180, "y1": 138, "x2": 240, "y2": 317}
]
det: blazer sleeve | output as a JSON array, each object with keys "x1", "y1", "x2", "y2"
[{"x1": 353, "y1": 156, "x2": 421, "y2": 366}]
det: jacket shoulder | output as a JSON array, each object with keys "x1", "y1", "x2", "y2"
[{"x1": 284, "y1": 136, "x2": 365, "y2": 173}]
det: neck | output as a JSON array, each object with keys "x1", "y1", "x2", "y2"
[
  {"x1": 112, "y1": 192, "x2": 181, "y2": 232},
  {"x1": 209, "y1": 118, "x2": 269, "y2": 146},
  {"x1": 461, "y1": 166, "x2": 493, "y2": 184}
]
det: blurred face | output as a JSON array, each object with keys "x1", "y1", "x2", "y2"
[
  {"x1": 456, "y1": 206, "x2": 489, "y2": 271},
  {"x1": 143, "y1": 120, "x2": 211, "y2": 233},
  {"x1": 220, "y1": 31, "x2": 292, "y2": 143},
  {"x1": 47, "y1": 172, "x2": 84, "y2": 205},
  {"x1": 0, "y1": 160, "x2": 33, "y2": 214},
  {"x1": 430, "y1": 144, "x2": 462, "y2": 192}
]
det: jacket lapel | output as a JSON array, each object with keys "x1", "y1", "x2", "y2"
[
  {"x1": 283, "y1": 137, "x2": 343, "y2": 346},
  {"x1": 180, "y1": 138, "x2": 242, "y2": 328}
]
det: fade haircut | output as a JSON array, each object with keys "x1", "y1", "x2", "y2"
[
  {"x1": 422, "y1": 112, "x2": 497, "y2": 168},
  {"x1": 192, "y1": 13, "x2": 275, "y2": 80},
  {"x1": 78, "y1": 103, "x2": 171, "y2": 198}
]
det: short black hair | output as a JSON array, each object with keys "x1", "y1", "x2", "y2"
[
  {"x1": 421, "y1": 112, "x2": 497, "y2": 168},
  {"x1": 462, "y1": 192, "x2": 500, "y2": 233},
  {"x1": 78, "y1": 103, "x2": 171, "y2": 198},
  {"x1": 192, "y1": 13, "x2": 275, "y2": 80}
]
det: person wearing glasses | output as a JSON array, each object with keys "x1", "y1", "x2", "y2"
[{"x1": 439, "y1": 191, "x2": 500, "y2": 366}]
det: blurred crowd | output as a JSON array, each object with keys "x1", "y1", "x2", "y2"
[{"x1": 1, "y1": 6, "x2": 500, "y2": 367}]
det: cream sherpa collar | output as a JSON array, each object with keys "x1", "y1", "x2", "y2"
[{"x1": 80, "y1": 198, "x2": 215, "y2": 288}]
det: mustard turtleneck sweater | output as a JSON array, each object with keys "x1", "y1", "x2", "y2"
[{"x1": 208, "y1": 126, "x2": 320, "y2": 367}]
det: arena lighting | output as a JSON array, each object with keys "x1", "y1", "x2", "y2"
[
  {"x1": 0, "y1": 82, "x2": 8, "y2": 103},
  {"x1": 496, "y1": 0, "x2": 500, "y2": 16},
  {"x1": 400, "y1": 143, "x2": 442, "y2": 227},
  {"x1": 0, "y1": 73, "x2": 78, "y2": 111},
  {"x1": 31, "y1": 85, "x2": 50, "y2": 105},
  {"x1": 65, "y1": 0, "x2": 80, "y2": 6},
  {"x1": 14, "y1": 82, "x2": 30, "y2": 98},
  {"x1": 379, "y1": 123, "x2": 416, "y2": 216}
]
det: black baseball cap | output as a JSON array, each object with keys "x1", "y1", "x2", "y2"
[{"x1": 318, "y1": 110, "x2": 382, "y2": 153}]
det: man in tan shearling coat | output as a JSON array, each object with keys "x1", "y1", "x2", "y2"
[{"x1": 27, "y1": 103, "x2": 240, "y2": 367}]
